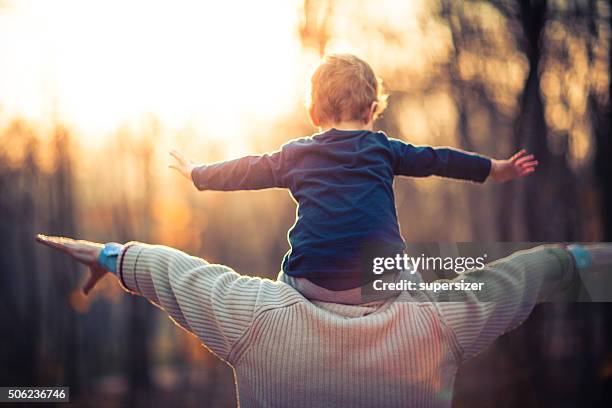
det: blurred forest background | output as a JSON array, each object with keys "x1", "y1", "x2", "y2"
[{"x1": 1, "y1": 0, "x2": 611, "y2": 406}]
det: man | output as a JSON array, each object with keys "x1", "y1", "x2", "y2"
[{"x1": 35, "y1": 234, "x2": 610, "y2": 408}]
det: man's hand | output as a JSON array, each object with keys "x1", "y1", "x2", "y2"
[
  {"x1": 490, "y1": 149, "x2": 538, "y2": 182},
  {"x1": 35, "y1": 234, "x2": 107, "y2": 295},
  {"x1": 169, "y1": 149, "x2": 197, "y2": 181}
]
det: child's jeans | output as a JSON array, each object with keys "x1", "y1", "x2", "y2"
[{"x1": 278, "y1": 269, "x2": 423, "y2": 305}]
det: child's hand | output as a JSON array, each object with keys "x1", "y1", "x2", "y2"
[
  {"x1": 490, "y1": 149, "x2": 538, "y2": 182},
  {"x1": 169, "y1": 149, "x2": 197, "y2": 180}
]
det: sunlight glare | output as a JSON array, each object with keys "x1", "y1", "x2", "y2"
[{"x1": 0, "y1": 0, "x2": 306, "y2": 142}]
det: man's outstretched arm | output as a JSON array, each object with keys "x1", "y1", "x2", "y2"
[
  {"x1": 35, "y1": 235, "x2": 280, "y2": 363},
  {"x1": 433, "y1": 244, "x2": 612, "y2": 361}
]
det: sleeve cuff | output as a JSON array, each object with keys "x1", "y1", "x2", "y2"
[
  {"x1": 117, "y1": 242, "x2": 146, "y2": 293},
  {"x1": 191, "y1": 165, "x2": 207, "y2": 191},
  {"x1": 472, "y1": 156, "x2": 492, "y2": 183},
  {"x1": 447, "y1": 151, "x2": 492, "y2": 183},
  {"x1": 549, "y1": 246, "x2": 579, "y2": 292}
]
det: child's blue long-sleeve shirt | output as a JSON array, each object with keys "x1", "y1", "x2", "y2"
[{"x1": 192, "y1": 129, "x2": 491, "y2": 288}]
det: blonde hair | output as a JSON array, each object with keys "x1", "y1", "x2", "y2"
[{"x1": 308, "y1": 54, "x2": 388, "y2": 126}]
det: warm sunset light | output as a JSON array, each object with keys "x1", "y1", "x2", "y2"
[
  {"x1": 1, "y1": 1, "x2": 611, "y2": 406},
  {"x1": 0, "y1": 0, "x2": 434, "y2": 149},
  {"x1": 0, "y1": 0, "x2": 313, "y2": 141}
]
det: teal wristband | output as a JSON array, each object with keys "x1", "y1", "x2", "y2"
[
  {"x1": 97, "y1": 243, "x2": 123, "y2": 273},
  {"x1": 567, "y1": 244, "x2": 592, "y2": 270}
]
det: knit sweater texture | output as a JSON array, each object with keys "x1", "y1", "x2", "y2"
[{"x1": 115, "y1": 243, "x2": 574, "y2": 408}]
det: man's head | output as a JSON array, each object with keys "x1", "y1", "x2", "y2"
[{"x1": 308, "y1": 54, "x2": 388, "y2": 129}]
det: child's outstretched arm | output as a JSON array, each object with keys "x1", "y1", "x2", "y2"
[
  {"x1": 169, "y1": 147, "x2": 290, "y2": 191},
  {"x1": 390, "y1": 139, "x2": 537, "y2": 183}
]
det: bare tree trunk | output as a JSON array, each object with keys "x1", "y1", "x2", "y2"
[
  {"x1": 517, "y1": 0, "x2": 550, "y2": 241},
  {"x1": 517, "y1": 0, "x2": 580, "y2": 241}
]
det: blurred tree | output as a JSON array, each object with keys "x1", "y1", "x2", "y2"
[
  {"x1": 484, "y1": 0, "x2": 582, "y2": 241},
  {"x1": 439, "y1": 0, "x2": 515, "y2": 240},
  {"x1": 300, "y1": 0, "x2": 333, "y2": 56},
  {"x1": 47, "y1": 127, "x2": 82, "y2": 393},
  {"x1": 427, "y1": 0, "x2": 611, "y2": 405},
  {"x1": 592, "y1": 0, "x2": 612, "y2": 242},
  {"x1": 109, "y1": 124, "x2": 160, "y2": 406},
  {"x1": 0, "y1": 121, "x2": 42, "y2": 386},
  {"x1": 590, "y1": 0, "x2": 612, "y2": 401}
]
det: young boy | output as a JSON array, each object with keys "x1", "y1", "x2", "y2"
[{"x1": 169, "y1": 54, "x2": 537, "y2": 301}]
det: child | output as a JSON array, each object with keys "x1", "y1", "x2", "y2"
[{"x1": 169, "y1": 54, "x2": 537, "y2": 301}]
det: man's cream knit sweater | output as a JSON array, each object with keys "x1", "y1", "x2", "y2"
[{"x1": 115, "y1": 243, "x2": 575, "y2": 408}]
